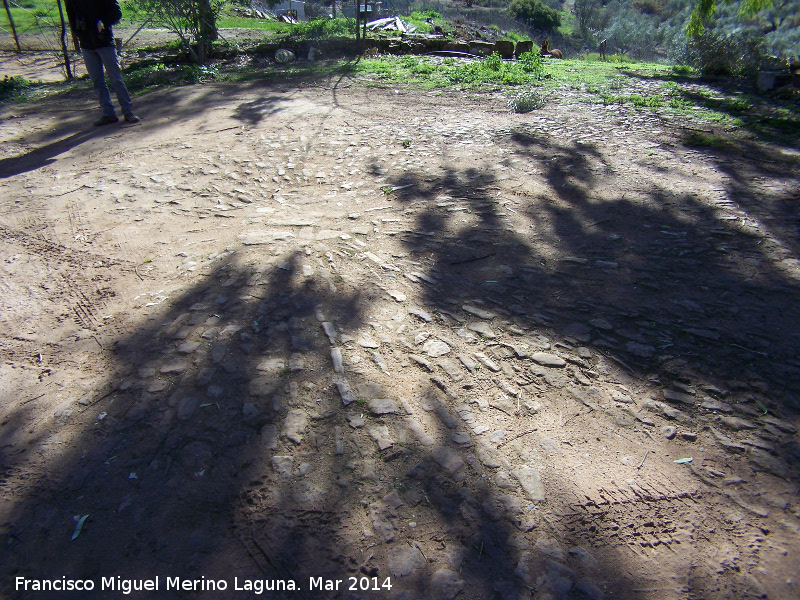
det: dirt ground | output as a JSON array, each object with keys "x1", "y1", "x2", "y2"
[{"x1": 1, "y1": 58, "x2": 800, "y2": 600}]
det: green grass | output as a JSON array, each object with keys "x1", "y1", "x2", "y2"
[{"x1": 0, "y1": 75, "x2": 32, "y2": 102}]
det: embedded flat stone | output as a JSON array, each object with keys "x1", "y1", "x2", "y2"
[
  {"x1": 700, "y1": 399, "x2": 733, "y2": 412},
  {"x1": 282, "y1": 409, "x2": 308, "y2": 444},
  {"x1": 432, "y1": 446, "x2": 465, "y2": 475},
  {"x1": 367, "y1": 398, "x2": 401, "y2": 415},
  {"x1": 530, "y1": 352, "x2": 566, "y2": 368},
  {"x1": 257, "y1": 357, "x2": 286, "y2": 372},
  {"x1": 431, "y1": 570, "x2": 466, "y2": 600},
  {"x1": 334, "y1": 376, "x2": 357, "y2": 406},
  {"x1": 423, "y1": 339, "x2": 451, "y2": 357},
  {"x1": 720, "y1": 416, "x2": 757, "y2": 431},
  {"x1": 473, "y1": 352, "x2": 501, "y2": 372},
  {"x1": 467, "y1": 321, "x2": 497, "y2": 339},
  {"x1": 438, "y1": 358, "x2": 464, "y2": 382},
  {"x1": 512, "y1": 466, "x2": 545, "y2": 502},
  {"x1": 367, "y1": 424, "x2": 394, "y2": 450},
  {"x1": 249, "y1": 377, "x2": 279, "y2": 397},
  {"x1": 462, "y1": 304, "x2": 496, "y2": 319},
  {"x1": 272, "y1": 456, "x2": 293, "y2": 478},
  {"x1": 664, "y1": 390, "x2": 695, "y2": 405}
]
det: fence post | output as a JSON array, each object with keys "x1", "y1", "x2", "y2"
[
  {"x1": 3, "y1": 0, "x2": 22, "y2": 53},
  {"x1": 56, "y1": 0, "x2": 74, "y2": 79}
]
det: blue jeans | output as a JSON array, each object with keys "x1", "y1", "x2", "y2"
[{"x1": 82, "y1": 45, "x2": 133, "y2": 117}]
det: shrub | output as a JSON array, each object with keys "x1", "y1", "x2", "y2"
[
  {"x1": 508, "y1": 88, "x2": 547, "y2": 112},
  {"x1": 683, "y1": 29, "x2": 769, "y2": 77},
  {"x1": 508, "y1": 0, "x2": 561, "y2": 30},
  {"x1": 0, "y1": 76, "x2": 31, "y2": 102}
]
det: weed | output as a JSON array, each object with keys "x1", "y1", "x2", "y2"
[
  {"x1": 0, "y1": 75, "x2": 31, "y2": 102},
  {"x1": 683, "y1": 131, "x2": 735, "y2": 149},
  {"x1": 508, "y1": 88, "x2": 546, "y2": 113}
]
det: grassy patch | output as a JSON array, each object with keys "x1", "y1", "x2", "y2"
[{"x1": 683, "y1": 131, "x2": 736, "y2": 149}]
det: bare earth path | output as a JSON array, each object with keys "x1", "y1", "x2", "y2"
[{"x1": 1, "y1": 71, "x2": 800, "y2": 600}]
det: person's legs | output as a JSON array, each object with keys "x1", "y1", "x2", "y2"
[
  {"x1": 96, "y1": 45, "x2": 134, "y2": 117},
  {"x1": 82, "y1": 47, "x2": 115, "y2": 117}
]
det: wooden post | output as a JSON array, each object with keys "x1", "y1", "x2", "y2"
[
  {"x1": 355, "y1": 0, "x2": 360, "y2": 46},
  {"x1": 3, "y1": 0, "x2": 21, "y2": 53},
  {"x1": 56, "y1": 0, "x2": 73, "y2": 79}
]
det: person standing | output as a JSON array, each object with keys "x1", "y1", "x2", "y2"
[{"x1": 65, "y1": 0, "x2": 140, "y2": 125}]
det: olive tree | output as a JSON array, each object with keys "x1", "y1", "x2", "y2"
[{"x1": 132, "y1": 0, "x2": 224, "y2": 63}]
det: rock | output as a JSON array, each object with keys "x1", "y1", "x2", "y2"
[
  {"x1": 404, "y1": 417, "x2": 435, "y2": 446},
  {"x1": 178, "y1": 341, "x2": 201, "y2": 354},
  {"x1": 474, "y1": 352, "x2": 501, "y2": 372},
  {"x1": 575, "y1": 579, "x2": 605, "y2": 600},
  {"x1": 272, "y1": 455, "x2": 293, "y2": 478},
  {"x1": 321, "y1": 321, "x2": 337, "y2": 344},
  {"x1": 388, "y1": 545, "x2": 426, "y2": 578},
  {"x1": 749, "y1": 450, "x2": 789, "y2": 479},
  {"x1": 467, "y1": 321, "x2": 496, "y2": 339},
  {"x1": 260, "y1": 424, "x2": 278, "y2": 449},
  {"x1": 242, "y1": 402, "x2": 259, "y2": 420},
  {"x1": 333, "y1": 376, "x2": 357, "y2": 405},
  {"x1": 368, "y1": 398, "x2": 401, "y2": 415},
  {"x1": 455, "y1": 328, "x2": 479, "y2": 342},
  {"x1": 700, "y1": 399, "x2": 733, "y2": 412},
  {"x1": 494, "y1": 472, "x2": 516, "y2": 489},
  {"x1": 177, "y1": 396, "x2": 198, "y2": 420},
  {"x1": 458, "y1": 354, "x2": 477, "y2": 373},
  {"x1": 530, "y1": 352, "x2": 566, "y2": 368},
  {"x1": 368, "y1": 502, "x2": 395, "y2": 542},
  {"x1": 160, "y1": 359, "x2": 189, "y2": 374},
  {"x1": 282, "y1": 409, "x2": 308, "y2": 444},
  {"x1": 711, "y1": 427, "x2": 746, "y2": 453},
  {"x1": 513, "y1": 467, "x2": 545, "y2": 502},
  {"x1": 257, "y1": 357, "x2": 286, "y2": 372},
  {"x1": 439, "y1": 358, "x2": 464, "y2": 382},
  {"x1": 535, "y1": 536, "x2": 564, "y2": 560},
  {"x1": 288, "y1": 353, "x2": 304, "y2": 372},
  {"x1": 611, "y1": 390, "x2": 634, "y2": 404},
  {"x1": 720, "y1": 416, "x2": 757, "y2": 431},
  {"x1": 388, "y1": 290, "x2": 407, "y2": 302},
  {"x1": 330, "y1": 347, "x2": 344, "y2": 373},
  {"x1": 664, "y1": 390, "x2": 695, "y2": 405},
  {"x1": 462, "y1": 304, "x2": 495, "y2": 319},
  {"x1": 451, "y1": 432, "x2": 471, "y2": 446},
  {"x1": 431, "y1": 569, "x2": 466, "y2": 600},
  {"x1": 681, "y1": 431, "x2": 698, "y2": 442},
  {"x1": 409, "y1": 308, "x2": 432, "y2": 322},
  {"x1": 346, "y1": 413, "x2": 364, "y2": 428},
  {"x1": 625, "y1": 342, "x2": 655, "y2": 358},
  {"x1": 423, "y1": 339, "x2": 451, "y2": 357},
  {"x1": 476, "y1": 443, "x2": 503, "y2": 468},
  {"x1": 662, "y1": 425, "x2": 677, "y2": 440},
  {"x1": 432, "y1": 446, "x2": 465, "y2": 475},
  {"x1": 409, "y1": 354, "x2": 434, "y2": 371},
  {"x1": 358, "y1": 335, "x2": 381, "y2": 348},
  {"x1": 367, "y1": 424, "x2": 394, "y2": 450},
  {"x1": 759, "y1": 415, "x2": 797, "y2": 434}
]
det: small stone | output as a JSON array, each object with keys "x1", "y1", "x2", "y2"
[
  {"x1": 367, "y1": 398, "x2": 401, "y2": 415},
  {"x1": 720, "y1": 416, "x2": 757, "y2": 431},
  {"x1": 700, "y1": 399, "x2": 733, "y2": 412},
  {"x1": 409, "y1": 308, "x2": 432, "y2": 322},
  {"x1": 367, "y1": 424, "x2": 394, "y2": 450},
  {"x1": 535, "y1": 536, "x2": 564, "y2": 560},
  {"x1": 160, "y1": 359, "x2": 189, "y2": 374},
  {"x1": 242, "y1": 402, "x2": 259, "y2": 420},
  {"x1": 330, "y1": 347, "x2": 344, "y2": 373},
  {"x1": 489, "y1": 430, "x2": 506, "y2": 444},
  {"x1": 346, "y1": 413, "x2": 365, "y2": 428},
  {"x1": 467, "y1": 321, "x2": 496, "y2": 339},
  {"x1": 423, "y1": 339, "x2": 451, "y2": 357},
  {"x1": 388, "y1": 545, "x2": 426, "y2": 578},
  {"x1": 177, "y1": 396, "x2": 198, "y2": 420},
  {"x1": 662, "y1": 425, "x2": 677, "y2": 440},
  {"x1": 710, "y1": 427, "x2": 746, "y2": 453},
  {"x1": 439, "y1": 358, "x2": 464, "y2": 382},
  {"x1": 462, "y1": 304, "x2": 496, "y2": 319},
  {"x1": 458, "y1": 354, "x2": 477, "y2": 373},
  {"x1": 431, "y1": 570, "x2": 465, "y2": 600},
  {"x1": 494, "y1": 472, "x2": 516, "y2": 489},
  {"x1": 664, "y1": 390, "x2": 695, "y2": 405},
  {"x1": 178, "y1": 341, "x2": 201, "y2": 354},
  {"x1": 261, "y1": 424, "x2": 278, "y2": 449},
  {"x1": 530, "y1": 352, "x2": 566, "y2": 368},
  {"x1": 512, "y1": 466, "x2": 545, "y2": 502},
  {"x1": 626, "y1": 342, "x2": 655, "y2": 358},
  {"x1": 404, "y1": 417, "x2": 435, "y2": 446},
  {"x1": 476, "y1": 443, "x2": 503, "y2": 468},
  {"x1": 282, "y1": 409, "x2": 308, "y2": 444},
  {"x1": 474, "y1": 352, "x2": 501, "y2": 372},
  {"x1": 321, "y1": 321, "x2": 337, "y2": 344},
  {"x1": 388, "y1": 290, "x2": 407, "y2": 302},
  {"x1": 358, "y1": 335, "x2": 381, "y2": 349},
  {"x1": 272, "y1": 456, "x2": 293, "y2": 478},
  {"x1": 455, "y1": 328, "x2": 479, "y2": 342},
  {"x1": 334, "y1": 376, "x2": 357, "y2": 405},
  {"x1": 409, "y1": 354, "x2": 434, "y2": 371},
  {"x1": 451, "y1": 432, "x2": 471, "y2": 445},
  {"x1": 432, "y1": 446, "x2": 465, "y2": 475},
  {"x1": 681, "y1": 431, "x2": 698, "y2": 442},
  {"x1": 257, "y1": 357, "x2": 286, "y2": 372},
  {"x1": 368, "y1": 502, "x2": 395, "y2": 542}
]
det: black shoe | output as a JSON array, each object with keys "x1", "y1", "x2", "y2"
[
  {"x1": 93, "y1": 114, "x2": 119, "y2": 126},
  {"x1": 124, "y1": 113, "x2": 140, "y2": 123}
]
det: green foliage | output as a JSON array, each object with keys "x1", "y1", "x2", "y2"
[
  {"x1": 682, "y1": 29, "x2": 769, "y2": 77},
  {"x1": 292, "y1": 17, "x2": 356, "y2": 38},
  {"x1": 508, "y1": 0, "x2": 562, "y2": 30},
  {"x1": 409, "y1": 10, "x2": 441, "y2": 20},
  {"x1": 0, "y1": 76, "x2": 31, "y2": 102},
  {"x1": 446, "y1": 52, "x2": 548, "y2": 86},
  {"x1": 687, "y1": 0, "x2": 773, "y2": 36},
  {"x1": 508, "y1": 88, "x2": 547, "y2": 112},
  {"x1": 131, "y1": 0, "x2": 224, "y2": 63}
]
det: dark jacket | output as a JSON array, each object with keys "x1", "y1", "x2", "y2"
[{"x1": 65, "y1": 0, "x2": 122, "y2": 50}]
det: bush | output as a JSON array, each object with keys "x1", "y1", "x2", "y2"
[
  {"x1": 0, "y1": 76, "x2": 31, "y2": 102},
  {"x1": 508, "y1": 88, "x2": 546, "y2": 112},
  {"x1": 680, "y1": 30, "x2": 770, "y2": 77},
  {"x1": 508, "y1": 0, "x2": 561, "y2": 30}
]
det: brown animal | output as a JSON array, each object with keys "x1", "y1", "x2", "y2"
[{"x1": 540, "y1": 39, "x2": 563, "y2": 59}]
